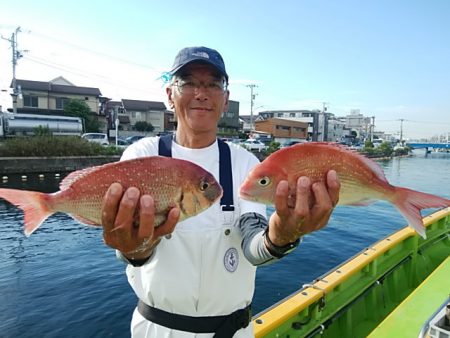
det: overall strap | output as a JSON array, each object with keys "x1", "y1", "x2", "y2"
[
  {"x1": 158, "y1": 134, "x2": 172, "y2": 157},
  {"x1": 217, "y1": 138, "x2": 234, "y2": 211},
  {"x1": 158, "y1": 135, "x2": 234, "y2": 211}
]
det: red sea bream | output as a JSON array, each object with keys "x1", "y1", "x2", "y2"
[
  {"x1": 0, "y1": 156, "x2": 223, "y2": 236},
  {"x1": 239, "y1": 142, "x2": 450, "y2": 238}
]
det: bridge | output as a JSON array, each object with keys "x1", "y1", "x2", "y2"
[{"x1": 406, "y1": 142, "x2": 450, "y2": 150}]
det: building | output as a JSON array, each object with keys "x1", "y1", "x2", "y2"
[
  {"x1": 12, "y1": 77, "x2": 102, "y2": 116},
  {"x1": 344, "y1": 111, "x2": 372, "y2": 139},
  {"x1": 239, "y1": 115, "x2": 253, "y2": 133},
  {"x1": 121, "y1": 99, "x2": 167, "y2": 135},
  {"x1": 254, "y1": 118, "x2": 309, "y2": 142},
  {"x1": 10, "y1": 77, "x2": 105, "y2": 131},
  {"x1": 327, "y1": 116, "x2": 348, "y2": 142},
  {"x1": 218, "y1": 100, "x2": 240, "y2": 136},
  {"x1": 258, "y1": 110, "x2": 330, "y2": 141}
]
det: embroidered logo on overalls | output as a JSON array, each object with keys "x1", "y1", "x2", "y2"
[{"x1": 224, "y1": 248, "x2": 239, "y2": 272}]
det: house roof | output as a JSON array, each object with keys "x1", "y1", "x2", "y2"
[
  {"x1": 122, "y1": 99, "x2": 166, "y2": 111},
  {"x1": 239, "y1": 115, "x2": 254, "y2": 123},
  {"x1": 14, "y1": 79, "x2": 102, "y2": 96}
]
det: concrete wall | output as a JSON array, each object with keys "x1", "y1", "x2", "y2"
[{"x1": 0, "y1": 156, "x2": 120, "y2": 175}]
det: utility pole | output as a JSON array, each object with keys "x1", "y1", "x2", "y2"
[
  {"x1": 246, "y1": 84, "x2": 258, "y2": 132},
  {"x1": 319, "y1": 102, "x2": 329, "y2": 141},
  {"x1": 371, "y1": 116, "x2": 375, "y2": 142},
  {"x1": 399, "y1": 118, "x2": 404, "y2": 144},
  {"x1": 1, "y1": 27, "x2": 24, "y2": 114}
]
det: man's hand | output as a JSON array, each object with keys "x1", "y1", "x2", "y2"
[
  {"x1": 268, "y1": 170, "x2": 340, "y2": 246},
  {"x1": 101, "y1": 182, "x2": 180, "y2": 260}
]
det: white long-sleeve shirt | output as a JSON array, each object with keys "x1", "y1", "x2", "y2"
[{"x1": 119, "y1": 137, "x2": 277, "y2": 337}]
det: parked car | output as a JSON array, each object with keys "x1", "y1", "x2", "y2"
[
  {"x1": 115, "y1": 138, "x2": 130, "y2": 149},
  {"x1": 242, "y1": 139, "x2": 267, "y2": 152},
  {"x1": 81, "y1": 133, "x2": 109, "y2": 146},
  {"x1": 281, "y1": 140, "x2": 304, "y2": 148},
  {"x1": 126, "y1": 135, "x2": 145, "y2": 144},
  {"x1": 224, "y1": 138, "x2": 244, "y2": 146}
]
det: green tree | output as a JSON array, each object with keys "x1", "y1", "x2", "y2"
[
  {"x1": 378, "y1": 142, "x2": 393, "y2": 157},
  {"x1": 364, "y1": 140, "x2": 374, "y2": 149},
  {"x1": 135, "y1": 121, "x2": 154, "y2": 132},
  {"x1": 34, "y1": 125, "x2": 52, "y2": 136},
  {"x1": 64, "y1": 99, "x2": 100, "y2": 132}
]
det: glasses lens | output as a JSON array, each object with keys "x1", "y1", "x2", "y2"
[{"x1": 175, "y1": 79, "x2": 226, "y2": 95}]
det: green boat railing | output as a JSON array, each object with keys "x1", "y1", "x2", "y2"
[{"x1": 253, "y1": 207, "x2": 450, "y2": 338}]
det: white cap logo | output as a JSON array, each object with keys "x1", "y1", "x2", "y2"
[{"x1": 192, "y1": 51, "x2": 209, "y2": 59}]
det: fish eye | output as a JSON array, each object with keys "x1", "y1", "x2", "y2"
[
  {"x1": 258, "y1": 176, "x2": 271, "y2": 187},
  {"x1": 200, "y1": 181, "x2": 210, "y2": 191}
]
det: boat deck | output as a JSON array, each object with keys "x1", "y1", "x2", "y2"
[
  {"x1": 368, "y1": 255, "x2": 450, "y2": 337},
  {"x1": 252, "y1": 207, "x2": 450, "y2": 338}
]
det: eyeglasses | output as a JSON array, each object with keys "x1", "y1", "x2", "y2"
[{"x1": 173, "y1": 78, "x2": 227, "y2": 96}]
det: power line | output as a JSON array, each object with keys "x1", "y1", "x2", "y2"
[
  {"x1": 31, "y1": 30, "x2": 159, "y2": 71},
  {"x1": 377, "y1": 119, "x2": 450, "y2": 125}
]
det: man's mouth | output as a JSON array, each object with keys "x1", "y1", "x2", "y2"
[{"x1": 191, "y1": 107, "x2": 212, "y2": 111}]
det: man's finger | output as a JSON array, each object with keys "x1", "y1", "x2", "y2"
[
  {"x1": 154, "y1": 207, "x2": 180, "y2": 238},
  {"x1": 114, "y1": 187, "x2": 140, "y2": 231},
  {"x1": 294, "y1": 176, "x2": 311, "y2": 217},
  {"x1": 274, "y1": 180, "x2": 289, "y2": 216},
  {"x1": 138, "y1": 195, "x2": 155, "y2": 239},
  {"x1": 102, "y1": 183, "x2": 124, "y2": 232},
  {"x1": 311, "y1": 181, "x2": 333, "y2": 212},
  {"x1": 326, "y1": 170, "x2": 340, "y2": 207}
]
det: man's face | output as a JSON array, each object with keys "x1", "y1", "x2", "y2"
[{"x1": 167, "y1": 63, "x2": 229, "y2": 134}]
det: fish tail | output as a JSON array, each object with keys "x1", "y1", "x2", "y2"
[
  {"x1": 0, "y1": 188, "x2": 53, "y2": 237},
  {"x1": 392, "y1": 187, "x2": 450, "y2": 239}
]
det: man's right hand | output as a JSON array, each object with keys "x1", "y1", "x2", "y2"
[{"x1": 101, "y1": 182, "x2": 180, "y2": 261}]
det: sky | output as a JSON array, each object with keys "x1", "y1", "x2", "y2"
[{"x1": 1, "y1": 0, "x2": 449, "y2": 140}]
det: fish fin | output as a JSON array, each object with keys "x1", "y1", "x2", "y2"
[
  {"x1": 309, "y1": 142, "x2": 388, "y2": 182},
  {"x1": 69, "y1": 214, "x2": 99, "y2": 226},
  {"x1": 0, "y1": 188, "x2": 53, "y2": 237},
  {"x1": 60, "y1": 166, "x2": 101, "y2": 190},
  {"x1": 347, "y1": 199, "x2": 376, "y2": 206},
  {"x1": 392, "y1": 187, "x2": 450, "y2": 239}
]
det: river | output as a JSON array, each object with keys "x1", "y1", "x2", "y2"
[{"x1": 0, "y1": 150, "x2": 449, "y2": 337}]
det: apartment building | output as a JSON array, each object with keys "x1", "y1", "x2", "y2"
[{"x1": 13, "y1": 77, "x2": 102, "y2": 115}]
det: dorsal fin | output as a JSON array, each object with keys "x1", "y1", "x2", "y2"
[{"x1": 60, "y1": 166, "x2": 103, "y2": 190}]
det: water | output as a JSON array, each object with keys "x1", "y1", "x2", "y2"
[{"x1": 0, "y1": 151, "x2": 449, "y2": 337}]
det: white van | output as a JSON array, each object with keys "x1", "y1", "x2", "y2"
[{"x1": 81, "y1": 133, "x2": 109, "y2": 146}]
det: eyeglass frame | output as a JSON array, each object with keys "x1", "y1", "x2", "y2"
[{"x1": 171, "y1": 75, "x2": 228, "y2": 96}]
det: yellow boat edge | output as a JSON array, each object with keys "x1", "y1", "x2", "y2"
[{"x1": 252, "y1": 207, "x2": 450, "y2": 337}]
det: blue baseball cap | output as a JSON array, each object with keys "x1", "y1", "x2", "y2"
[{"x1": 170, "y1": 46, "x2": 228, "y2": 81}]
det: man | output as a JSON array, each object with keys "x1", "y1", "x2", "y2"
[{"x1": 101, "y1": 46, "x2": 340, "y2": 337}]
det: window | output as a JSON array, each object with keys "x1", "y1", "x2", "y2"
[
  {"x1": 294, "y1": 127, "x2": 306, "y2": 132},
  {"x1": 276, "y1": 125, "x2": 291, "y2": 131},
  {"x1": 56, "y1": 97, "x2": 69, "y2": 110},
  {"x1": 23, "y1": 95, "x2": 38, "y2": 108}
]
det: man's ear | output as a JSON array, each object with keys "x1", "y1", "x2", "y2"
[
  {"x1": 166, "y1": 86, "x2": 174, "y2": 109},
  {"x1": 223, "y1": 90, "x2": 230, "y2": 112}
]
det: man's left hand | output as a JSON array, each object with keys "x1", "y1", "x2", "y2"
[{"x1": 267, "y1": 170, "x2": 340, "y2": 247}]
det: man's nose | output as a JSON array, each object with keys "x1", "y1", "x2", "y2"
[{"x1": 194, "y1": 85, "x2": 209, "y2": 99}]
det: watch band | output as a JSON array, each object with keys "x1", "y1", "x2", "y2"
[{"x1": 263, "y1": 228, "x2": 301, "y2": 259}]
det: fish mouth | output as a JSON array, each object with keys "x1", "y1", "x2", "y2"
[{"x1": 239, "y1": 191, "x2": 255, "y2": 202}]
